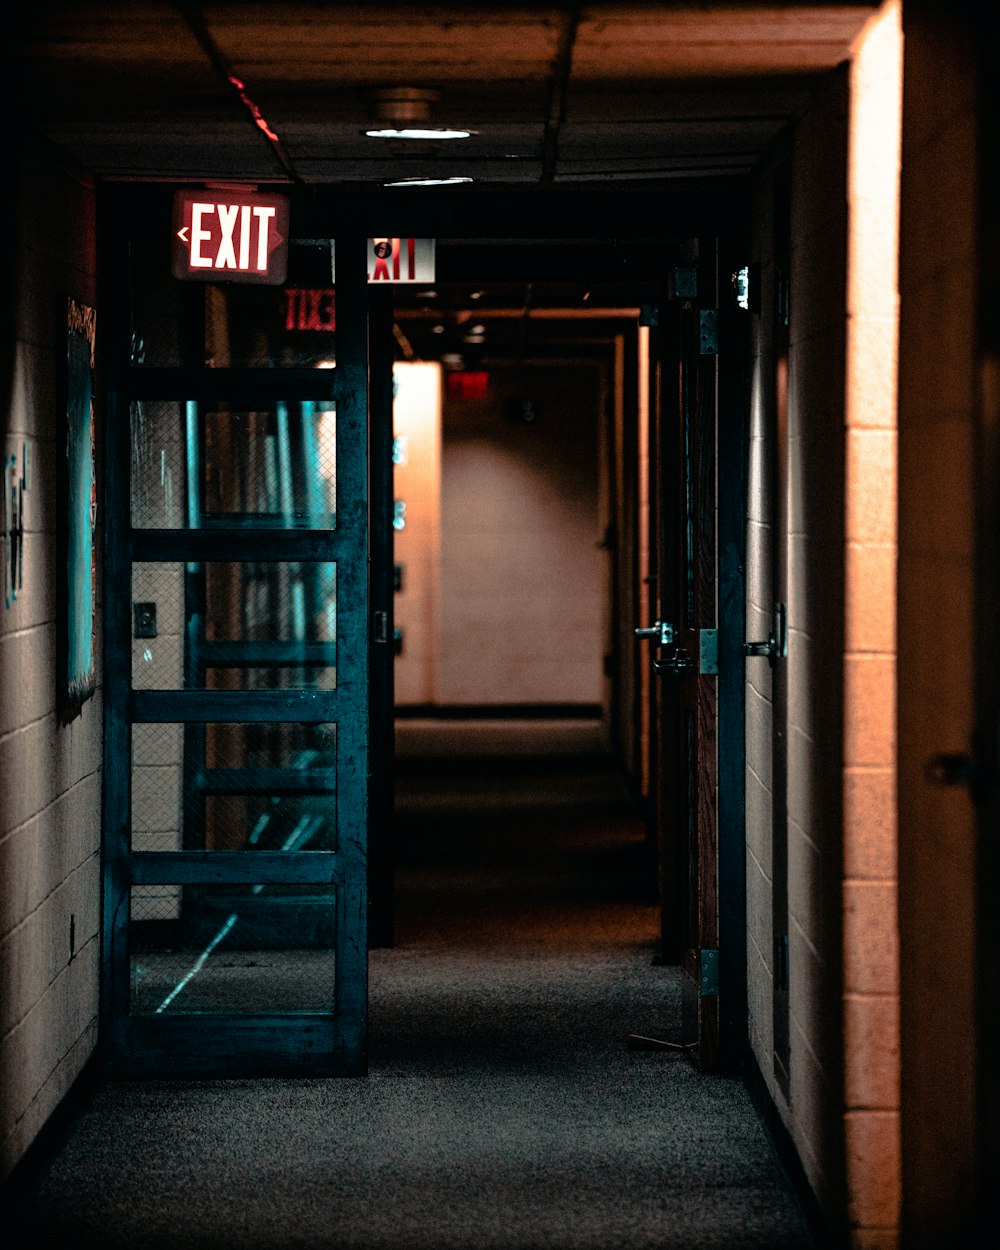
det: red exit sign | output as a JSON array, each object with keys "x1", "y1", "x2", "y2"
[{"x1": 172, "y1": 190, "x2": 289, "y2": 284}]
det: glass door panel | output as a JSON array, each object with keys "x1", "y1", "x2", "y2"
[
  {"x1": 103, "y1": 211, "x2": 370, "y2": 1077},
  {"x1": 131, "y1": 401, "x2": 337, "y2": 530}
]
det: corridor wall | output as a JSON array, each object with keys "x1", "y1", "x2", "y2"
[
  {"x1": 436, "y1": 361, "x2": 606, "y2": 708},
  {"x1": 746, "y1": 60, "x2": 854, "y2": 1224},
  {"x1": 0, "y1": 138, "x2": 101, "y2": 1179},
  {"x1": 745, "y1": 3, "x2": 902, "y2": 1243},
  {"x1": 896, "y1": 2, "x2": 986, "y2": 1240}
]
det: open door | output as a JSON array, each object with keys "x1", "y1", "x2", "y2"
[
  {"x1": 101, "y1": 187, "x2": 373, "y2": 1076},
  {"x1": 639, "y1": 240, "x2": 746, "y2": 1072}
]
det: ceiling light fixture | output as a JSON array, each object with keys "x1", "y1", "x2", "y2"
[
  {"x1": 365, "y1": 127, "x2": 475, "y2": 141},
  {"x1": 364, "y1": 87, "x2": 474, "y2": 143},
  {"x1": 383, "y1": 176, "x2": 474, "y2": 187}
]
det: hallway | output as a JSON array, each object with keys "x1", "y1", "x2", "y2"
[{"x1": 8, "y1": 725, "x2": 811, "y2": 1249}]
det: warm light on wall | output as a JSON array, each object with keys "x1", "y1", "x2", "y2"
[
  {"x1": 842, "y1": 0, "x2": 902, "y2": 1237},
  {"x1": 392, "y1": 362, "x2": 443, "y2": 706}
]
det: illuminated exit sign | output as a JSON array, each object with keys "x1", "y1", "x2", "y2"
[
  {"x1": 331, "y1": 238, "x2": 436, "y2": 284},
  {"x1": 172, "y1": 190, "x2": 289, "y2": 284}
]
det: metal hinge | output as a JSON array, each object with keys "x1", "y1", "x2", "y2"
[
  {"x1": 670, "y1": 266, "x2": 698, "y2": 300},
  {"x1": 699, "y1": 628, "x2": 718, "y2": 674},
  {"x1": 700, "y1": 948, "x2": 719, "y2": 996},
  {"x1": 699, "y1": 309, "x2": 718, "y2": 355},
  {"x1": 373, "y1": 610, "x2": 388, "y2": 644}
]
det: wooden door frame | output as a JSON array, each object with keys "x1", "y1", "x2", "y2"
[
  {"x1": 651, "y1": 236, "x2": 747, "y2": 1073},
  {"x1": 716, "y1": 236, "x2": 748, "y2": 1075}
]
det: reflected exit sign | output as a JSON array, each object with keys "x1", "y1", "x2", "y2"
[
  {"x1": 172, "y1": 190, "x2": 289, "y2": 284},
  {"x1": 331, "y1": 238, "x2": 436, "y2": 284}
]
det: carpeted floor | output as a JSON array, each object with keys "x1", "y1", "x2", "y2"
[{"x1": 8, "y1": 724, "x2": 814, "y2": 1249}]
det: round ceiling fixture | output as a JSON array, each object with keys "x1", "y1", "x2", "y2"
[
  {"x1": 365, "y1": 127, "x2": 475, "y2": 140},
  {"x1": 364, "y1": 87, "x2": 474, "y2": 140},
  {"x1": 383, "y1": 176, "x2": 474, "y2": 187},
  {"x1": 367, "y1": 86, "x2": 439, "y2": 121}
]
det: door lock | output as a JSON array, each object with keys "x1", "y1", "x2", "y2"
[
  {"x1": 744, "y1": 602, "x2": 787, "y2": 663},
  {"x1": 654, "y1": 648, "x2": 695, "y2": 676},
  {"x1": 635, "y1": 620, "x2": 674, "y2": 646}
]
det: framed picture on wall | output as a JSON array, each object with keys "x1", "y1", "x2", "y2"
[{"x1": 59, "y1": 297, "x2": 98, "y2": 713}]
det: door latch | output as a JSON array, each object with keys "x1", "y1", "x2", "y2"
[
  {"x1": 744, "y1": 602, "x2": 787, "y2": 663},
  {"x1": 654, "y1": 647, "x2": 695, "y2": 676},
  {"x1": 635, "y1": 620, "x2": 674, "y2": 646}
]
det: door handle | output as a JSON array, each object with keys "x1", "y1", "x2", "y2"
[
  {"x1": 635, "y1": 620, "x2": 674, "y2": 646},
  {"x1": 654, "y1": 648, "x2": 695, "y2": 676},
  {"x1": 744, "y1": 603, "x2": 787, "y2": 662}
]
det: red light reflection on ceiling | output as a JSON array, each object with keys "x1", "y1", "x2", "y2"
[{"x1": 227, "y1": 75, "x2": 280, "y2": 144}]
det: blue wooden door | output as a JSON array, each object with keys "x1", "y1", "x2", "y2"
[{"x1": 101, "y1": 196, "x2": 372, "y2": 1075}]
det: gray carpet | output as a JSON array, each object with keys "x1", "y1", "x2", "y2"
[{"x1": 10, "y1": 734, "x2": 813, "y2": 1249}]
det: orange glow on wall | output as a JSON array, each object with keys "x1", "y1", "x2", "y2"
[
  {"x1": 393, "y1": 363, "x2": 443, "y2": 706},
  {"x1": 842, "y1": 0, "x2": 902, "y2": 1238}
]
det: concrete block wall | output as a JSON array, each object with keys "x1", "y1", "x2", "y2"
[
  {"x1": 896, "y1": 2, "x2": 980, "y2": 1241},
  {"x1": 783, "y1": 62, "x2": 851, "y2": 1218},
  {"x1": 842, "y1": 4, "x2": 902, "y2": 1243},
  {"x1": 746, "y1": 7, "x2": 904, "y2": 1242},
  {"x1": 437, "y1": 362, "x2": 605, "y2": 707},
  {"x1": 745, "y1": 161, "x2": 778, "y2": 1082},
  {"x1": 392, "y1": 362, "x2": 442, "y2": 708},
  {"x1": 1, "y1": 138, "x2": 100, "y2": 1179}
]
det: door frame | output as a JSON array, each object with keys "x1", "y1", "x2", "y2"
[
  {"x1": 648, "y1": 235, "x2": 747, "y2": 1072},
  {"x1": 98, "y1": 186, "x2": 371, "y2": 1076}
]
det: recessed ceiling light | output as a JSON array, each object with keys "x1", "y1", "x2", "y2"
[
  {"x1": 365, "y1": 127, "x2": 476, "y2": 140},
  {"x1": 383, "y1": 176, "x2": 474, "y2": 187}
]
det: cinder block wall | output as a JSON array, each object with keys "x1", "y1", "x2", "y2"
[
  {"x1": 747, "y1": 7, "x2": 903, "y2": 1243},
  {"x1": 437, "y1": 362, "x2": 605, "y2": 707},
  {"x1": 0, "y1": 139, "x2": 101, "y2": 1179},
  {"x1": 841, "y1": 3, "x2": 902, "y2": 1242},
  {"x1": 897, "y1": 2, "x2": 980, "y2": 1241},
  {"x1": 745, "y1": 154, "x2": 780, "y2": 1105},
  {"x1": 392, "y1": 362, "x2": 442, "y2": 708},
  {"x1": 785, "y1": 63, "x2": 852, "y2": 1217}
]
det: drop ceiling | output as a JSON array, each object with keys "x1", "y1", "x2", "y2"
[
  {"x1": 9, "y1": 2, "x2": 877, "y2": 187},
  {"x1": 9, "y1": 2, "x2": 878, "y2": 361}
]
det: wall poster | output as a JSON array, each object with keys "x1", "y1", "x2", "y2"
[{"x1": 61, "y1": 297, "x2": 98, "y2": 711}]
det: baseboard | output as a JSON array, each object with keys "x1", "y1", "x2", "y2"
[
  {"x1": 0, "y1": 1050, "x2": 101, "y2": 1222},
  {"x1": 743, "y1": 1048, "x2": 834, "y2": 1249}
]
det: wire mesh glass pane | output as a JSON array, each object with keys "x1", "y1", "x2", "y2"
[
  {"x1": 131, "y1": 561, "x2": 337, "y2": 691},
  {"x1": 130, "y1": 400, "x2": 336, "y2": 529},
  {"x1": 131, "y1": 723, "x2": 337, "y2": 852},
  {"x1": 131, "y1": 400, "x2": 188, "y2": 528},
  {"x1": 130, "y1": 883, "x2": 336, "y2": 1014}
]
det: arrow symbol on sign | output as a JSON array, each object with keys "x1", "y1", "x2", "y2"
[{"x1": 177, "y1": 226, "x2": 189, "y2": 243}]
